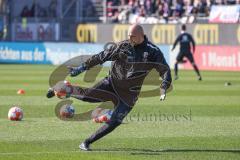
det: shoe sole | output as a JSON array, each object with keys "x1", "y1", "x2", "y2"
[{"x1": 79, "y1": 145, "x2": 91, "y2": 151}]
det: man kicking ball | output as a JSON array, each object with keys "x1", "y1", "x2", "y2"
[{"x1": 47, "y1": 24, "x2": 172, "y2": 151}]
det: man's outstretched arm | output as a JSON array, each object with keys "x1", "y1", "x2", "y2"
[
  {"x1": 68, "y1": 44, "x2": 117, "y2": 77},
  {"x1": 171, "y1": 35, "x2": 180, "y2": 51},
  {"x1": 68, "y1": 41, "x2": 132, "y2": 77},
  {"x1": 154, "y1": 50, "x2": 172, "y2": 101}
]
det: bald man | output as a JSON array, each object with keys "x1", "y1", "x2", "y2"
[{"x1": 48, "y1": 24, "x2": 172, "y2": 151}]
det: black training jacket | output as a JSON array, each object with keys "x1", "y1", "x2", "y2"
[
  {"x1": 84, "y1": 36, "x2": 172, "y2": 106},
  {"x1": 172, "y1": 32, "x2": 195, "y2": 54}
]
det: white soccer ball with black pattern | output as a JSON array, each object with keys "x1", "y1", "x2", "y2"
[
  {"x1": 54, "y1": 80, "x2": 73, "y2": 99},
  {"x1": 8, "y1": 106, "x2": 23, "y2": 121},
  {"x1": 91, "y1": 108, "x2": 113, "y2": 123},
  {"x1": 60, "y1": 104, "x2": 75, "y2": 118}
]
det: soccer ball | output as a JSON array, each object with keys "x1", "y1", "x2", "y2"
[
  {"x1": 60, "y1": 104, "x2": 75, "y2": 118},
  {"x1": 54, "y1": 80, "x2": 73, "y2": 99},
  {"x1": 8, "y1": 106, "x2": 23, "y2": 121},
  {"x1": 91, "y1": 108, "x2": 113, "y2": 123}
]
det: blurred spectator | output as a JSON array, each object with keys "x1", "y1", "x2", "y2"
[
  {"x1": 162, "y1": 1, "x2": 170, "y2": 21},
  {"x1": 48, "y1": 0, "x2": 57, "y2": 17},
  {"x1": 155, "y1": 2, "x2": 165, "y2": 18},
  {"x1": 82, "y1": 0, "x2": 96, "y2": 17},
  {"x1": 120, "y1": 0, "x2": 127, "y2": 5},
  {"x1": 197, "y1": 0, "x2": 209, "y2": 16},
  {"x1": 145, "y1": 0, "x2": 154, "y2": 16},
  {"x1": 20, "y1": 5, "x2": 31, "y2": 17},
  {"x1": 17, "y1": 0, "x2": 240, "y2": 24},
  {"x1": 138, "y1": 5, "x2": 146, "y2": 17},
  {"x1": 128, "y1": 0, "x2": 139, "y2": 14},
  {"x1": 86, "y1": 3, "x2": 96, "y2": 17},
  {"x1": 174, "y1": 0, "x2": 185, "y2": 17},
  {"x1": 112, "y1": 0, "x2": 121, "y2": 5},
  {"x1": 110, "y1": 10, "x2": 119, "y2": 23},
  {"x1": 184, "y1": 0, "x2": 194, "y2": 16},
  {"x1": 106, "y1": 0, "x2": 240, "y2": 23},
  {"x1": 107, "y1": 1, "x2": 114, "y2": 17},
  {"x1": 226, "y1": 0, "x2": 236, "y2": 4},
  {"x1": 118, "y1": 6, "x2": 130, "y2": 23},
  {"x1": 29, "y1": 2, "x2": 47, "y2": 17}
]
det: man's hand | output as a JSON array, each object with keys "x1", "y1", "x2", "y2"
[
  {"x1": 160, "y1": 88, "x2": 166, "y2": 101},
  {"x1": 68, "y1": 64, "x2": 86, "y2": 77}
]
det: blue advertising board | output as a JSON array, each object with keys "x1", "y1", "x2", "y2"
[
  {"x1": 0, "y1": 42, "x2": 170, "y2": 65},
  {"x1": 0, "y1": 42, "x2": 49, "y2": 64}
]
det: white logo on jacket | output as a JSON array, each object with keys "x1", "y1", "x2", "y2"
[{"x1": 143, "y1": 52, "x2": 149, "y2": 62}]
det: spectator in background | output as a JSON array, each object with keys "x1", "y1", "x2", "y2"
[
  {"x1": 106, "y1": 0, "x2": 240, "y2": 23},
  {"x1": 197, "y1": 0, "x2": 209, "y2": 16},
  {"x1": 153, "y1": 0, "x2": 162, "y2": 12},
  {"x1": 107, "y1": 0, "x2": 121, "y2": 17},
  {"x1": 83, "y1": 0, "x2": 96, "y2": 18},
  {"x1": 174, "y1": 0, "x2": 185, "y2": 17},
  {"x1": 118, "y1": 6, "x2": 130, "y2": 23},
  {"x1": 112, "y1": 0, "x2": 121, "y2": 5},
  {"x1": 86, "y1": 3, "x2": 96, "y2": 17},
  {"x1": 209, "y1": 0, "x2": 218, "y2": 5},
  {"x1": 226, "y1": 0, "x2": 236, "y2": 4},
  {"x1": 155, "y1": 2, "x2": 165, "y2": 18},
  {"x1": 120, "y1": 0, "x2": 126, "y2": 5},
  {"x1": 128, "y1": 0, "x2": 139, "y2": 14},
  {"x1": 110, "y1": 10, "x2": 119, "y2": 23},
  {"x1": 138, "y1": 4, "x2": 146, "y2": 17},
  {"x1": 184, "y1": 0, "x2": 194, "y2": 16},
  {"x1": 162, "y1": 1, "x2": 170, "y2": 22},
  {"x1": 48, "y1": 0, "x2": 57, "y2": 17},
  {"x1": 190, "y1": 6, "x2": 198, "y2": 16},
  {"x1": 145, "y1": 0, "x2": 154, "y2": 16},
  {"x1": 30, "y1": 2, "x2": 47, "y2": 17},
  {"x1": 29, "y1": 4, "x2": 35, "y2": 17},
  {"x1": 20, "y1": 5, "x2": 31, "y2": 17},
  {"x1": 107, "y1": 1, "x2": 114, "y2": 17}
]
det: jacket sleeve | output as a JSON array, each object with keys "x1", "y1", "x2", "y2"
[
  {"x1": 172, "y1": 35, "x2": 180, "y2": 51},
  {"x1": 154, "y1": 49, "x2": 172, "y2": 91},
  {"x1": 189, "y1": 34, "x2": 196, "y2": 52},
  {"x1": 84, "y1": 41, "x2": 131, "y2": 69},
  {"x1": 84, "y1": 44, "x2": 115, "y2": 69}
]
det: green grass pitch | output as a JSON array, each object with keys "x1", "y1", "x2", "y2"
[{"x1": 0, "y1": 64, "x2": 240, "y2": 160}]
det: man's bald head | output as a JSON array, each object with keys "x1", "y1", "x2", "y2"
[
  {"x1": 128, "y1": 24, "x2": 145, "y2": 46},
  {"x1": 128, "y1": 24, "x2": 144, "y2": 36}
]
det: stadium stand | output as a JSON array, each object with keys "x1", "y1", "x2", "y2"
[
  {"x1": 105, "y1": 0, "x2": 240, "y2": 23},
  {"x1": 0, "y1": 0, "x2": 239, "y2": 41}
]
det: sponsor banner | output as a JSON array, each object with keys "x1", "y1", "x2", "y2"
[
  {"x1": 73, "y1": 24, "x2": 240, "y2": 45},
  {"x1": 209, "y1": 5, "x2": 240, "y2": 23},
  {"x1": 13, "y1": 22, "x2": 59, "y2": 41},
  {"x1": 44, "y1": 43, "x2": 103, "y2": 65},
  {"x1": 0, "y1": 42, "x2": 102, "y2": 64},
  {"x1": 183, "y1": 46, "x2": 240, "y2": 71},
  {"x1": 0, "y1": 42, "x2": 49, "y2": 64},
  {"x1": 0, "y1": 42, "x2": 170, "y2": 65},
  {"x1": 10, "y1": 23, "x2": 240, "y2": 45},
  {"x1": 44, "y1": 43, "x2": 169, "y2": 65}
]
